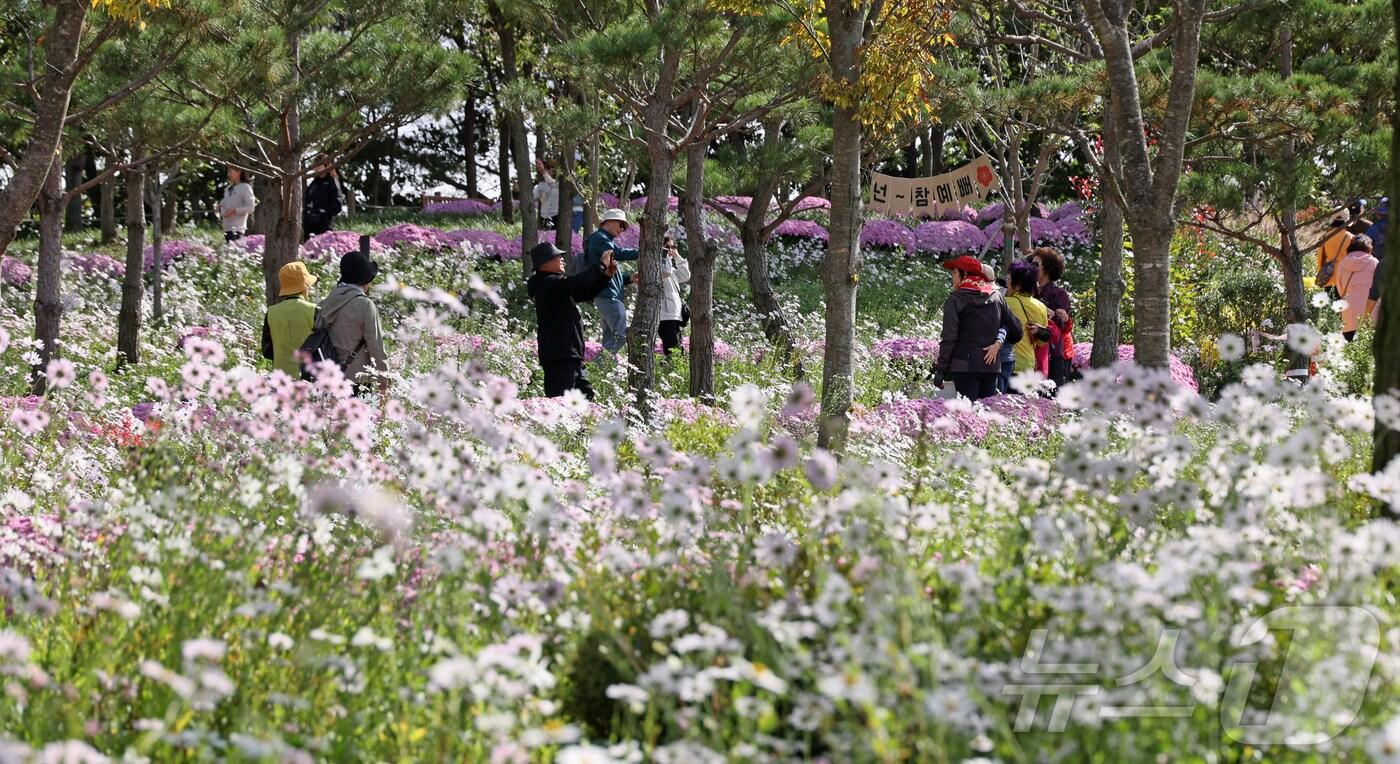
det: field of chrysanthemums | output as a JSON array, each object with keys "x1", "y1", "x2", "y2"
[{"x1": 1, "y1": 197, "x2": 1399, "y2": 763}]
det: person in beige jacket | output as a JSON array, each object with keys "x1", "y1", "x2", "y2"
[
  {"x1": 317, "y1": 251, "x2": 389, "y2": 394},
  {"x1": 216, "y1": 166, "x2": 257, "y2": 242}
]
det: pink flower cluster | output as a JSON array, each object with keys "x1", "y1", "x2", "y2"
[
  {"x1": 69, "y1": 252, "x2": 125, "y2": 280},
  {"x1": 652, "y1": 337, "x2": 736, "y2": 361},
  {"x1": 872, "y1": 337, "x2": 939, "y2": 362},
  {"x1": 422, "y1": 198, "x2": 495, "y2": 216},
  {"x1": 859, "y1": 394, "x2": 1059, "y2": 441},
  {"x1": 302, "y1": 231, "x2": 387, "y2": 261},
  {"x1": 629, "y1": 196, "x2": 680, "y2": 211},
  {"x1": 445, "y1": 229, "x2": 514, "y2": 259},
  {"x1": 773, "y1": 219, "x2": 829, "y2": 242},
  {"x1": 373, "y1": 223, "x2": 453, "y2": 251},
  {"x1": 143, "y1": 239, "x2": 213, "y2": 271},
  {"x1": 914, "y1": 221, "x2": 985, "y2": 256},
  {"x1": 1, "y1": 256, "x2": 31, "y2": 287},
  {"x1": 532, "y1": 230, "x2": 585, "y2": 256},
  {"x1": 239, "y1": 234, "x2": 266, "y2": 252},
  {"x1": 1070, "y1": 342, "x2": 1199, "y2": 393},
  {"x1": 861, "y1": 219, "x2": 916, "y2": 254}
]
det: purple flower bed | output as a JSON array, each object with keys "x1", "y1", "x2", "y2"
[
  {"x1": 302, "y1": 231, "x2": 387, "y2": 261},
  {"x1": 2, "y1": 256, "x2": 33, "y2": 287},
  {"x1": 239, "y1": 234, "x2": 266, "y2": 252},
  {"x1": 871, "y1": 337, "x2": 939, "y2": 362},
  {"x1": 533, "y1": 230, "x2": 585, "y2": 256},
  {"x1": 629, "y1": 196, "x2": 680, "y2": 211},
  {"x1": 654, "y1": 397, "x2": 737, "y2": 427},
  {"x1": 1050, "y1": 201, "x2": 1084, "y2": 222},
  {"x1": 1071, "y1": 342, "x2": 1199, "y2": 393},
  {"x1": 596, "y1": 193, "x2": 621, "y2": 210},
  {"x1": 938, "y1": 205, "x2": 978, "y2": 223},
  {"x1": 446, "y1": 229, "x2": 514, "y2": 259},
  {"x1": 422, "y1": 199, "x2": 494, "y2": 216},
  {"x1": 914, "y1": 221, "x2": 985, "y2": 255},
  {"x1": 69, "y1": 252, "x2": 125, "y2": 280},
  {"x1": 793, "y1": 197, "x2": 830, "y2": 212},
  {"x1": 773, "y1": 219, "x2": 828, "y2": 242},
  {"x1": 859, "y1": 394, "x2": 1059, "y2": 441},
  {"x1": 975, "y1": 202, "x2": 1006, "y2": 227},
  {"x1": 1053, "y1": 217, "x2": 1092, "y2": 248},
  {"x1": 861, "y1": 219, "x2": 915, "y2": 254},
  {"x1": 0, "y1": 395, "x2": 42, "y2": 413},
  {"x1": 709, "y1": 196, "x2": 754, "y2": 214},
  {"x1": 652, "y1": 337, "x2": 736, "y2": 361},
  {"x1": 143, "y1": 239, "x2": 214, "y2": 271},
  {"x1": 373, "y1": 223, "x2": 453, "y2": 251},
  {"x1": 860, "y1": 398, "x2": 991, "y2": 440}
]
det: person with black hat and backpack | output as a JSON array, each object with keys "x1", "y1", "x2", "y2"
[
  {"x1": 311, "y1": 250, "x2": 388, "y2": 395},
  {"x1": 527, "y1": 241, "x2": 616, "y2": 399}
]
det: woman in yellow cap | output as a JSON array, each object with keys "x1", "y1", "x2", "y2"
[{"x1": 261, "y1": 261, "x2": 319, "y2": 376}]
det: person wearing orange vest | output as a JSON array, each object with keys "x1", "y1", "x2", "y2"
[{"x1": 1316, "y1": 210, "x2": 1354, "y2": 295}]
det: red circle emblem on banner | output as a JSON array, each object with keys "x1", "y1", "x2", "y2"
[{"x1": 976, "y1": 166, "x2": 995, "y2": 188}]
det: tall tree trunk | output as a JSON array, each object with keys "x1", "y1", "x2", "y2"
[
  {"x1": 0, "y1": 0, "x2": 88, "y2": 258},
  {"x1": 463, "y1": 95, "x2": 479, "y2": 198},
  {"x1": 147, "y1": 172, "x2": 165, "y2": 321},
  {"x1": 556, "y1": 148, "x2": 574, "y2": 253},
  {"x1": 1372, "y1": 0, "x2": 1400, "y2": 512},
  {"x1": 1090, "y1": 105, "x2": 1125, "y2": 368},
  {"x1": 64, "y1": 155, "x2": 85, "y2": 231},
  {"x1": 739, "y1": 130, "x2": 800, "y2": 373},
  {"x1": 511, "y1": 118, "x2": 536, "y2": 278},
  {"x1": 681, "y1": 142, "x2": 717, "y2": 401},
  {"x1": 161, "y1": 179, "x2": 178, "y2": 234},
  {"x1": 627, "y1": 131, "x2": 675, "y2": 413},
  {"x1": 1082, "y1": 0, "x2": 1206, "y2": 367},
  {"x1": 818, "y1": 1, "x2": 868, "y2": 452},
  {"x1": 99, "y1": 166, "x2": 118, "y2": 244},
  {"x1": 117, "y1": 153, "x2": 146, "y2": 366},
  {"x1": 264, "y1": 169, "x2": 303, "y2": 306},
  {"x1": 32, "y1": 155, "x2": 65, "y2": 393},
  {"x1": 1278, "y1": 25, "x2": 1309, "y2": 377},
  {"x1": 264, "y1": 24, "x2": 304, "y2": 305},
  {"x1": 923, "y1": 126, "x2": 945, "y2": 177},
  {"x1": 586, "y1": 131, "x2": 600, "y2": 233},
  {"x1": 497, "y1": 118, "x2": 513, "y2": 223}
]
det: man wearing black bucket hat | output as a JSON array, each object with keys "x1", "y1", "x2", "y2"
[
  {"x1": 316, "y1": 250, "x2": 388, "y2": 394},
  {"x1": 527, "y1": 241, "x2": 615, "y2": 399}
]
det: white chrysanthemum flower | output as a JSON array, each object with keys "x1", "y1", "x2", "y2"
[
  {"x1": 1285, "y1": 323, "x2": 1322, "y2": 356},
  {"x1": 1216, "y1": 333, "x2": 1245, "y2": 361}
]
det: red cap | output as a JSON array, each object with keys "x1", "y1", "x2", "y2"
[{"x1": 942, "y1": 255, "x2": 985, "y2": 278}]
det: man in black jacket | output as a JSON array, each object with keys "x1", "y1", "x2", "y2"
[
  {"x1": 527, "y1": 242, "x2": 615, "y2": 399},
  {"x1": 303, "y1": 154, "x2": 344, "y2": 240}
]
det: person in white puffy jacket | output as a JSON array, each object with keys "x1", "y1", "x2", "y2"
[
  {"x1": 216, "y1": 166, "x2": 257, "y2": 242},
  {"x1": 657, "y1": 235, "x2": 691, "y2": 356}
]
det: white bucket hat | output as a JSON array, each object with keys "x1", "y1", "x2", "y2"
[
  {"x1": 1331, "y1": 209, "x2": 1351, "y2": 225},
  {"x1": 600, "y1": 208, "x2": 629, "y2": 229}
]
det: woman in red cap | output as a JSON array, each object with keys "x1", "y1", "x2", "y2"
[{"x1": 933, "y1": 255, "x2": 1016, "y2": 401}]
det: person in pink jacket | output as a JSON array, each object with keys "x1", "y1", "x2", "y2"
[{"x1": 1336, "y1": 234, "x2": 1379, "y2": 341}]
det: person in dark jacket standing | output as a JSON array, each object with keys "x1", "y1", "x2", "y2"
[
  {"x1": 528, "y1": 242, "x2": 616, "y2": 399},
  {"x1": 934, "y1": 255, "x2": 1012, "y2": 401},
  {"x1": 303, "y1": 153, "x2": 344, "y2": 240}
]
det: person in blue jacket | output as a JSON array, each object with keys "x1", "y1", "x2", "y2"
[
  {"x1": 583, "y1": 208, "x2": 639, "y2": 354},
  {"x1": 1365, "y1": 198, "x2": 1388, "y2": 262}
]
